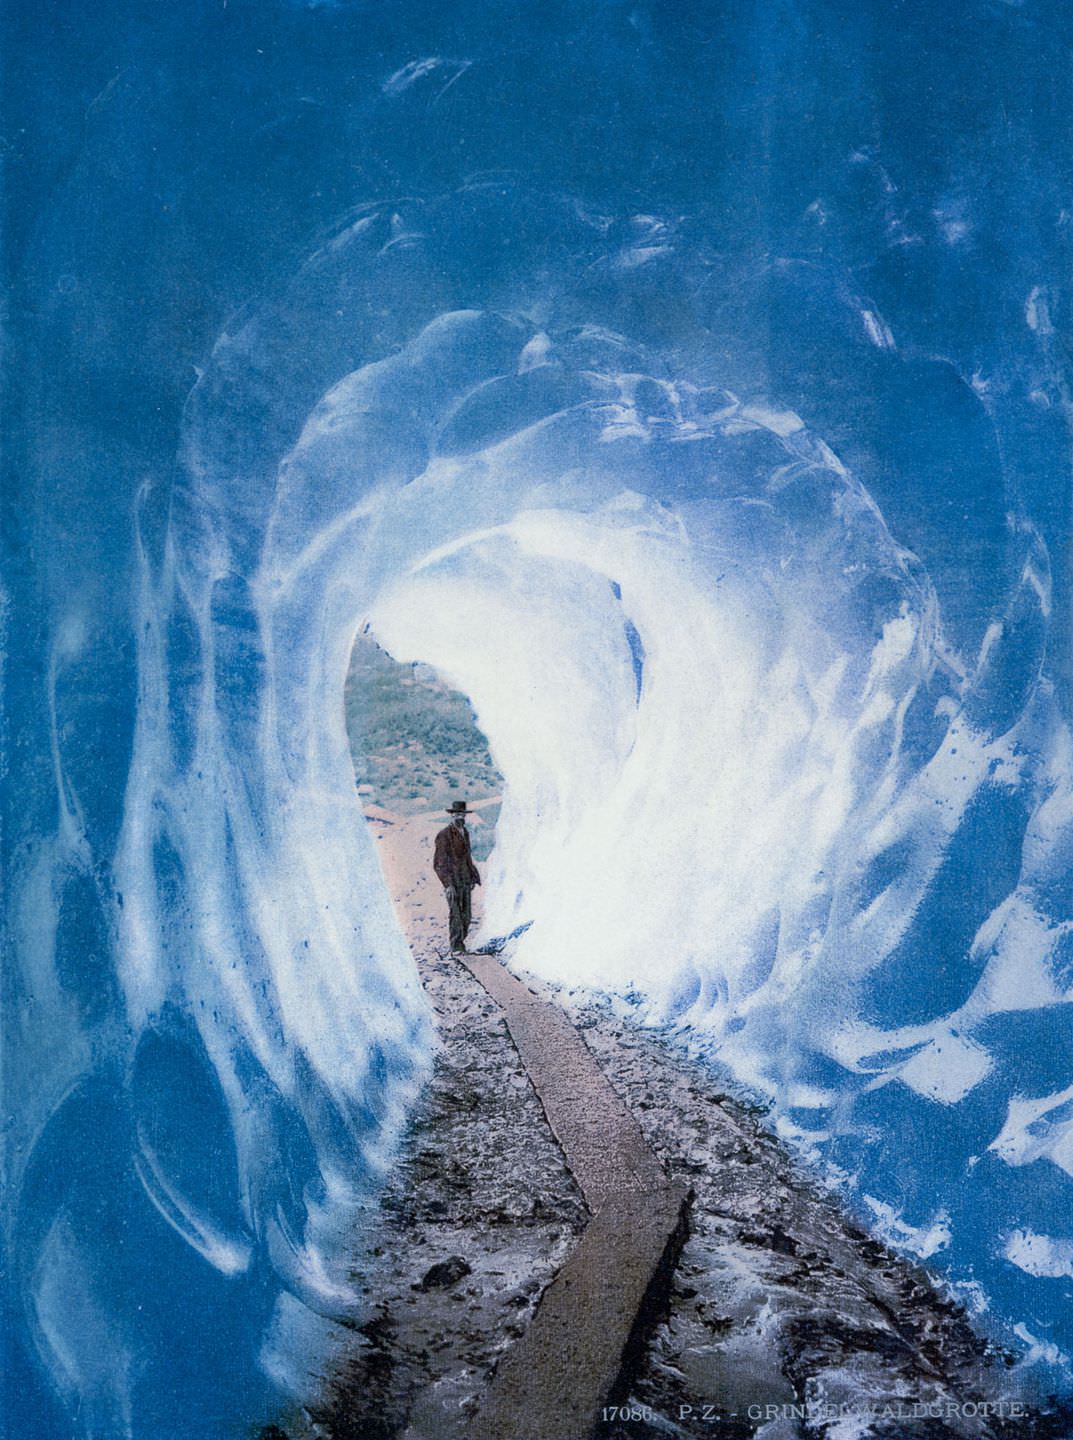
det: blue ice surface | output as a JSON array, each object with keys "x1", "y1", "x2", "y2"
[{"x1": 5, "y1": 0, "x2": 1073, "y2": 1435}]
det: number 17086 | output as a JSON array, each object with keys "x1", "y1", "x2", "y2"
[{"x1": 601, "y1": 1405, "x2": 654, "y2": 1424}]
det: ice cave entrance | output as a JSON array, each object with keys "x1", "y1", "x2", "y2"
[{"x1": 345, "y1": 627, "x2": 504, "y2": 953}]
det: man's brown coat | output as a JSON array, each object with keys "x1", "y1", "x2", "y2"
[{"x1": 433, "y1": 822, "x2": 481, "y2": 888}]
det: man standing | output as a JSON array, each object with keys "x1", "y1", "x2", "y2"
[{"x1": 433, "y1": 800, "x2": 482, "y2": 953}]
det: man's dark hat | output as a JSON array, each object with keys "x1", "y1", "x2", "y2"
[{"x1": 446, "y1": 800, "x2": 472, "y2": 814}]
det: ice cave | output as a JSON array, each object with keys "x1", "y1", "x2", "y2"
[{"x1": 6, "y1": 2, "x2": 1073, "y2": 1436}]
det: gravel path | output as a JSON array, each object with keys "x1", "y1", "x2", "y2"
[{"x1": 455, "y1": 950, "x2": 688, "y2": 1440}]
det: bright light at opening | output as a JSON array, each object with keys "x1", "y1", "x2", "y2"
[{"x1": 365, "y1": 505, "x2": 906, "y2": 1033}]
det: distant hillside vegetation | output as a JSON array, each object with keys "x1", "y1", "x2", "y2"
[{"x1": 345, "y1": 631, "x2": 503, "y2": 840}]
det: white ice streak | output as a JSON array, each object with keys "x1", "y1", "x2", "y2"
[
  {"x1": 1004, "y1": 1230, "x2": 1073, "y2": 1280},
  {"x1": 863, "y1": 1195, "x2": 952, "y2": 1259},
  {"x1": 989, "y1": 1085, "x2": 1073, "y2": 1177}
]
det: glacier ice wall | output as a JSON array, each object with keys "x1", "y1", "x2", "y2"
[
  {"x1": 6, "y1": 0, "x2": 1073, "y2": 1434},
  {"x1": 314, "y1": 230, "x2": 1073, "y2": 1391}
]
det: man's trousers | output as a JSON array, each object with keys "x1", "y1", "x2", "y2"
[{"x1": 446, "y1": 884, "x2": 473, "y2": 952}]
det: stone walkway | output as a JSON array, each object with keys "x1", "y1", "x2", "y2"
[{"x1": 451, "y1": 953, "x2": 690, "y2": 1440}]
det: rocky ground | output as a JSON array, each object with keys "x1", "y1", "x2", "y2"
[
  {"x1": 569, "y1": 986, "x2": 1068, "y2": 1440},
  {"x1": 294, "y1": 808, "x2": 1071, "y2": 1440}
]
